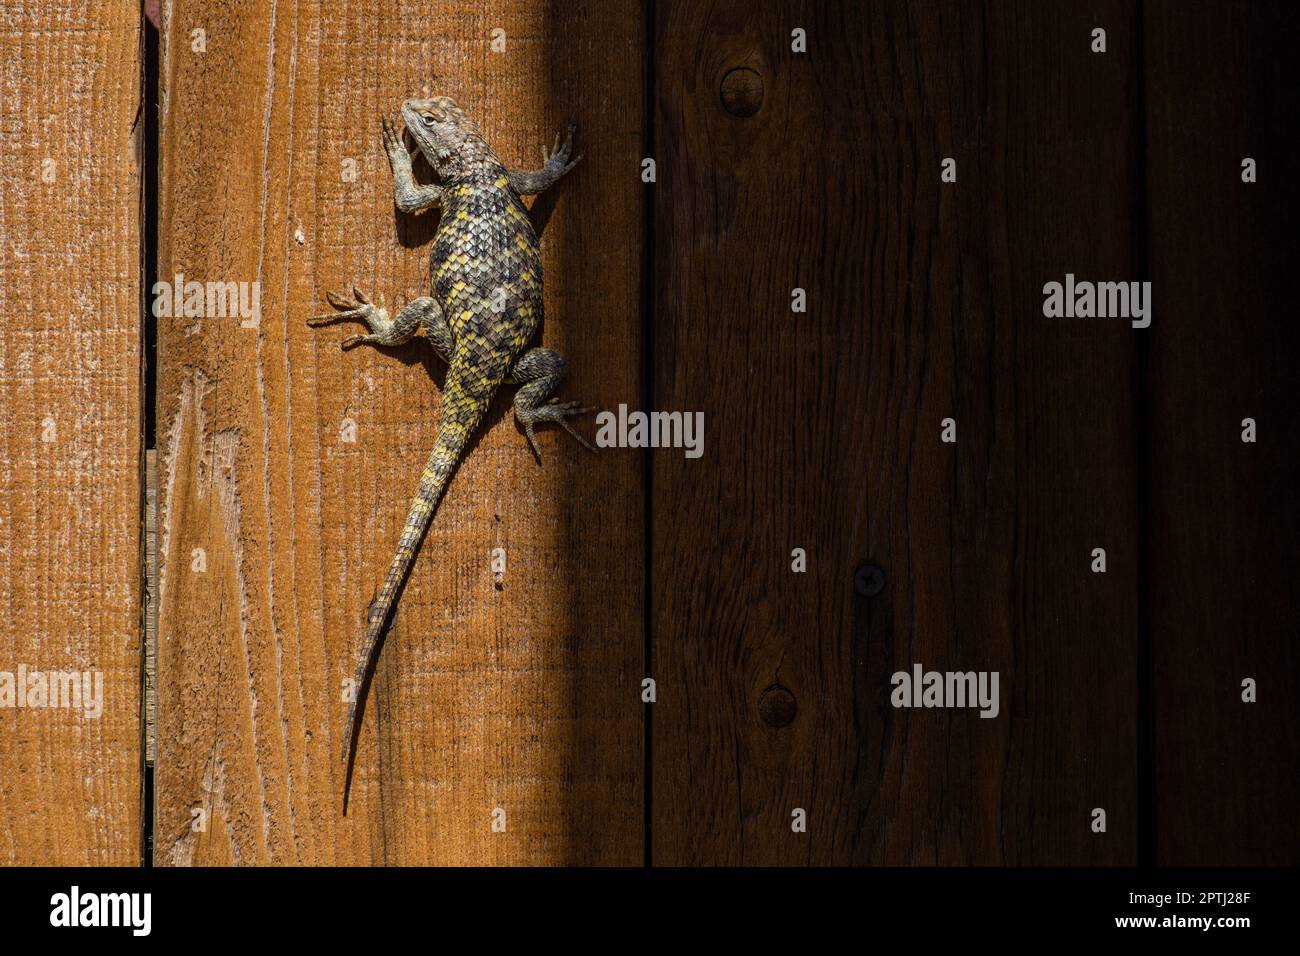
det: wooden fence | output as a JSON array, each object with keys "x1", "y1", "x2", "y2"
[{"x1": 0, "y1": 0, "x2": 1295, "y2": 865}]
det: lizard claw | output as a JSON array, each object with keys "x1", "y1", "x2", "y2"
[
  {"x1": 322, "y1": 288, "x2": 375, "y2": 311},
  {"x1": 523, "y1": 423, "x2": 543, "y2": 461},
  {"x1": 326, "y1": 289, "x2": 356, "y2": 310},
  {"x1": 307, "y1": 289, "x2": 379, "y2": 329},
  {"x1": 558, "y1": 417, "x2": 596, "y2": 452}
]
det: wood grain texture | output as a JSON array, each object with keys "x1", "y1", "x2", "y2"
[
  {"x1": 651, "y1": 0, "x2": 1140, "y2": 864},
  {"x1": 0, "y1": 0, "x2": 143, "y2": 865},
  {"x1": 154, "y1": 0, "x2": 643, "y2": 864},
  {"x1": 1145, "y1": 2, "x2": 1300, "y2": 865}
]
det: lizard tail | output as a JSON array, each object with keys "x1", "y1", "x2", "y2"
[{"x1": 339, "y1": 400, "x2": 486, "y2": 768}]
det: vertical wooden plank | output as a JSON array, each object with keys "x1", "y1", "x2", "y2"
[
  {"x1": 155, "y1": 0, "x2": 643, "y2": 864},
  {"x1": 0, "y1": 1, "x2": 142, "y2": 864},
  {"x1": 652, "y1": 0, "x2": 1140, "y2": 863},
  {"x1": 1146, "y1": 2, "x2": 1300, "y2": 865}
]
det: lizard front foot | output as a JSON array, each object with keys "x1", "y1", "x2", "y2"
[{"x1": 543, "y1": 123, "x2": 582, "y2": 178}]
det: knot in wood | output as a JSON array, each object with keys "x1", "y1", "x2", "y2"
[
  {"x1": 758, "y1": 684, "x2": 797, "y2": 728},
  {"x1": 720, "y1": 67, "x2": 764, "y2": 117}
]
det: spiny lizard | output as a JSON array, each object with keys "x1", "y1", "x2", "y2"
[{"x1": 309, "y1": 97, "x2": 590, "y2": 784}]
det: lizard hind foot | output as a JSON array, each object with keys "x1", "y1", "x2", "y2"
[
  {"x1": 307, "y1": 288, "x2": 377, "y2": 327},
  {"x1": 307, "y1": 288, "x2": 429, "y2": 351},
  {"x1": 516, "y1": 401, "x2": 596, "y2": 459},
  {"x1": 508, "y1": 346, "x2": 596, "y2": 459}
]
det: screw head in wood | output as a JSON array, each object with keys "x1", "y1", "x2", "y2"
[{"x1": 854, "y1": 562, "x2": 885, "y2": 598}]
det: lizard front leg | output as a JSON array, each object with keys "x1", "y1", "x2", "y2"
[
  {"x1": 383, "y1": 117, "x2": 443, "y2": 214},
  {"x1": 508, "y1": 346, "x2": 595, "y2": 458},
  {"x1": 506, "y1": 124, "x2": 581, "y2": 196}
]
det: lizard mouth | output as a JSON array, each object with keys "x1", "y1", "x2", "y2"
[{"x1": 401, "y1": 123, "x2": 453, "y2": 166}]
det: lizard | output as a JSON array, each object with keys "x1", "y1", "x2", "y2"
[{"x1": 308, "y1": 96, "x2": 591, "y2": 784}]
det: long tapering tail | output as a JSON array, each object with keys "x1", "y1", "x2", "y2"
[{"x1": 339, "y1": 400, "x2": 486, "y2": 771}]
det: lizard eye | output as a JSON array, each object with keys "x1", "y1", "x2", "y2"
[{"x1": 420, "y1": 113, "x2": 436, "y2": 126}]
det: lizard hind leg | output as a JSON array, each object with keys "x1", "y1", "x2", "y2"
[
  {"x1": 308, "y1": 289, "x2": 442, "y2": 352},
  {"x1": 419, "y1": 296, "x2": 454, "y2": 364},
  {"x1": 508, "y1": 346, "x2": 596, "y2": 459}
]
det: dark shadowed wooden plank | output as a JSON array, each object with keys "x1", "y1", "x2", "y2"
[
  {"x1": 0, "y1": 0, "x2": 142, "y2": 865},
  {"x1": 1145, "y1": 1, "x2": 1300, "y2": 865},
  {"x1": 652, "y1": 0, "x2": 1140, "y2": 864},
  {"x1": 155, "y1": 0, "x2": 643, "y2": 865}
]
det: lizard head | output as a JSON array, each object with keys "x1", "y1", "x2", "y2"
[{"x1": 401, "y1": 96, "x2": 492, "y2": 179}]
